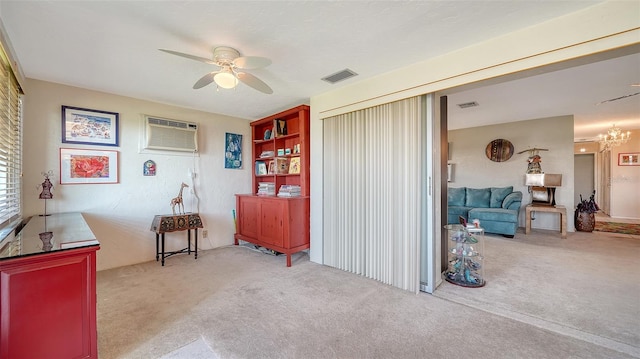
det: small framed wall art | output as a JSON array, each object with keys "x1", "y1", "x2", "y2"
[
  {"x1": 225, "y1": 132, "x2": 243, "y2": 169},
  {"x1": 60, "y1": 148, "x2": 119, "y2": 184},
  {"x1": 61, "y1": 105, "x2": 119, "y2": 146},
  {"x1": 618, "y1": 152, "x2": 639, "y2": 166}
]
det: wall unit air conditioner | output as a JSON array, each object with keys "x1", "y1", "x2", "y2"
[{"x1": 144, "y1": 115, "x2": 198, "y2": 152}]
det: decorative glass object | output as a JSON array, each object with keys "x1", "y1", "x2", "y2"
[{"x1": 444, "y1": 224, "x2": 485, "y2": 287}]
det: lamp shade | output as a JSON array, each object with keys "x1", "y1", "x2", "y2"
[
  {"x1": 525, "y1": 173, "x2": 562, "y2": 187},
  {"x1": 214, "y1": 71, "x2": 238, "y2": 89}
]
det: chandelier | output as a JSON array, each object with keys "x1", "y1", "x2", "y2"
[{"x1": 599, "y1": 124, "x2": 631, "y2": 151}]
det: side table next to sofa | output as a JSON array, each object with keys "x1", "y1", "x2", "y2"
[{"x1": 525, "y1": 204, "x2": 567, "y2": 238}]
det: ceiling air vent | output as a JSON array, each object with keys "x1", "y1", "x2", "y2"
[
  {"x1": 457, "y1": 101, "x2": 479, "y2": 109},
  {"x1": 322, "y1": 69, "x2": 358, "y2": 84}
]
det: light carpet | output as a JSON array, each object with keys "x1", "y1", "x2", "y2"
[
  {"x1": 159, "y1": 338, "x2": 218, "y2": 359},
  {"x1": 435, "y1": 229, "x2": 640, "y2": 357},
  {"x1": 97, "y1": 233, "x2": 639, "y2": 359}
]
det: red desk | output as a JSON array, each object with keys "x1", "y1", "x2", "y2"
[{"x1": 150, "y1": 213, "x2": 203, "y2": 266}]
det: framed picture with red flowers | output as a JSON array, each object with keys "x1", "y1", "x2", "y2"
[
  {"x1": 60, "y1": 148, "x2": 119, "y2": 184},
  {"x1": 618, "y1": 152, "x2": 639, "y2": 166}
]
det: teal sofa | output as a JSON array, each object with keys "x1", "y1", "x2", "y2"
[{"x1": 447, "y1": 186, "x2": 522, "y2": 237}]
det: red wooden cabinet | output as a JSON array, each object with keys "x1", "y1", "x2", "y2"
[
  {"x1": 234, "y1": 105, "x2": 310, "y2": 267},
  {"x1": 235, "y1": 195, "x2": 309, "y2": 267},
  {"x1": 0, "y1": 213, "x2": 99, "y2": 359}
]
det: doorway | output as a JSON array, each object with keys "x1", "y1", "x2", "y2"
[{"x1": 574, "y1": 153, "x2": 595, "y2": 208}]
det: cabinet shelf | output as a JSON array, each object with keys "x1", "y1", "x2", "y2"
[
  {"x1": 255, "y1": 154, "x2": 301, "y2": 162},
  {"x1": 253, "y1": 132, "x2": 300, "y2": 144}
]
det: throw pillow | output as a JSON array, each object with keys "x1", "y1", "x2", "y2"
[
  {"x1": 465, "y1": 188, "x2": 491, "y2": 208},
  {"x1": 490, "y1": 186, "x2": 513, "y2": 208},
  {"x1": 448, "y1": 187, "x2": 466, "y2": 206}
]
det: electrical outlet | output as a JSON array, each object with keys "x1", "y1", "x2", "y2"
[{"x1": 202, "y1": 229, "x2": 208, "y2": 238}]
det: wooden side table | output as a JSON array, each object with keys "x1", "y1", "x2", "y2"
[
  {"x1": 150, "y1": 213, "x2": 203, "y2": 266},
  {"x1": 525, "y1": 205, "x2": 567, "y2": 238}
]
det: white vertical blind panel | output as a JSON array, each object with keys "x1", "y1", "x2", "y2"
[{"x1": 323, "y1": 97, "x2": 422, "y2": 292}]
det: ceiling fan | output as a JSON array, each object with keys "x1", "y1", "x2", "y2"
[{"x1": 159, "y1": 46, "x2": 273, "y2": 94}]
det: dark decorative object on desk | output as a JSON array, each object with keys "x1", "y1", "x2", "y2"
[
  {"x1": 575, "y1": 190, "x2": 599, "y2": 232},
  {"x1": 38, "y1": 170, "x2": 54, "y2": 217}
]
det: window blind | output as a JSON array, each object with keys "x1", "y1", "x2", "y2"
[{"x1": 0, "y1": 45, "x2": 22, "y2": 230}]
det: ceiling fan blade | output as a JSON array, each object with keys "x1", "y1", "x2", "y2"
[
  {"x1": 233, "y1": 56, "x2": 271, "y2": 69},
  {"x1": 159, "y1": 49, "x2": 217, "y2": 65},
  {"x1": 237, "y1": 72, "x2": 273, "y2": 94},
  {"x1": 193, "y1": 72, "x2": 218, "y2": 89}
]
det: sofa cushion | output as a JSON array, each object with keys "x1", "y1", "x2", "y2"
[
  {"x1": 448, "y1": 187, "x2": 466, "y2": 207},
  {"x1": 490, "y1": 186, "x2": 513, "y2": 208},
  {"x1": 465, "y1": 188, "x2": 490, "y2": 208},
  {"x1": 448, "y1": 206, "x2": 472, "y2": 223},
  {"x1": 469, "y1": 208, "x2": 518, "y2": 223},
  {"x1": 502, "y1": 192, "x2": 523, "y2": 210}
]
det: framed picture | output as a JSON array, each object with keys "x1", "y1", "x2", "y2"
[
  {"x1": 618, "y1": 152, "x2": 639, "y2": 166},
  {"x1": 224, "y1": 132, "x2": 243, "y2": 169},
  {"x1": 255, "y1": 161, "x2": 267, "y2": 176},
  {"x1": 275, "y1": 157, "x2": 288, "y2": 174},
  {"x1": 60, "y1": 148, "x2": 119, "y2": 184},
  {"x1": 62, "y1": 105, "x2": 119, "y2": 146},
  {"x1": 288, "y1": 157, "x2": 300, "y2": 174}
]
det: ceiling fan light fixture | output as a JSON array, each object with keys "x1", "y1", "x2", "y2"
[{"x1": 214, "y1": 70, "x2": 238, "y2": 89}]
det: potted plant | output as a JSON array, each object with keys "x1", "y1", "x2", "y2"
[{"x1": 575, "y1": 190, "x2": 599, "y2": 232}]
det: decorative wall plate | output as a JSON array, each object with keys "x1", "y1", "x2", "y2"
[{"x1": 486, "y1": 139, "x2": 514, "y2": 162}]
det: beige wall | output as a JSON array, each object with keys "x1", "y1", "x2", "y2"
[
  {"x1": 23, "y1": 79, "x2": 252, "y2": 271},
  {"x1": 609, "y1": 129, "x2": 640, "y2": 219},
  {"x1": 448, "y1": 116, "x2": 575, "y2": 231}
]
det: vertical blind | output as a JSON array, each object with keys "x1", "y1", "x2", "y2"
[
  {"x1": 0, "y1": 46, "x2": 22, "y2": 229},
  {"x1": 323, "y1": 97, "x2": 422, "y2": 292}
]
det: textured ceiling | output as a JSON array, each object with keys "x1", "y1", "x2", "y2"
[{"x1": 1, "y1": 1, "x2": 637, "y2": 140}]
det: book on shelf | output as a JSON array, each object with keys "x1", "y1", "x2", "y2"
[
  {"x1": 255, "y1": 161, "x2": 267, "y2": 176},
  {"x1": 267, "y1": 160, "x2": 275, "y2": 174},
  {"x1": 288, "y1": 157, "x2": 301, "y2": 174},
  {"x1": 277, "y1": 185, "x2": 301, "y2": 197},
  {"x1": 260, "y1": 150, "x2": 274, "y2": 158},
  {"x1": 274, "y1": 118, "x2": 287, "y2": 137},
  {"x1": 257, "y1": 182, "x2": 276, "y2": 196}
]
